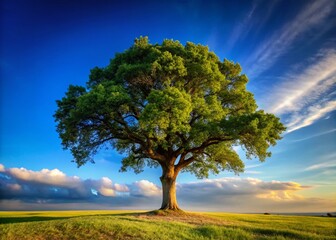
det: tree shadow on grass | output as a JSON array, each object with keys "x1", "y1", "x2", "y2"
[
  {"x1": 0, "y1": 210, "x2": 191, "y2": 225},
  {"x1": 0, "y1": 216, "x2": 73, "y2": 224},
  {"x1": 0, "y1": 211, "x2": 146, "y2": 225},
  {"x1": 247, "y1": 227, "x2": 308, "y2": 240}
]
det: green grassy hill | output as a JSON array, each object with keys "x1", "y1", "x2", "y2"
[{"x1": 0, "y1": 210, "x2": 335, "y2": 239}]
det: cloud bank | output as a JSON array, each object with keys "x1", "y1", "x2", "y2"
[
  {"x1": 0, "y1": 164, "x2": 161, "y2": 210},
  {"x1": 0, "y1": 164, "x2": 334, "y2": 212}
]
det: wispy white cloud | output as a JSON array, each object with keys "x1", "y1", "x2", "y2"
[
  {"x1": 225, "y1": 1, "x2": 258, "y2": 53},
  {"x1": 245, "y1": 163, "x2": 263, "y2": 169},
  {"x1": 299, "y1": 153, "x2": 336, "y2": 189},
  {"x1": 245, "y1": 0, "x2": 335, "y2": 78},
  {"x1": 286, "y1": 101, "x2": 336, "y2": 132},
  {"x1": 260, "y1": 49, "x2": 336, "y2": 132},
  {"x1": 244, "y1": 163, "x2": 263, "y2": 174},
  {"x1": 244, "y1": 170, "x2": 262, "y2": 174},
  {"x1": 267, "y1": 50, "x2": 336, "y2": 115},
  {"x1": 304, "y1": 152, "x2": 336, "y2": 171},
  {"x1": 226, "y1": 0, "x2": 279, "y2": 54},
  {"x1": 291, "y1": 128, "x2": 336, "y2": 142},
  {"x1": 304, "y1": 161, "x2": 336, "y2": 171}
]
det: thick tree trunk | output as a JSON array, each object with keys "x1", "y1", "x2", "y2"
[{"x1": 159, "y1": 166, "x2": 180, "y2": 210}]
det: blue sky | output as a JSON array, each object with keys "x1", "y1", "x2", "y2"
[{"x1": 0, "y1": 0, "x2": 335, "y2": 212}]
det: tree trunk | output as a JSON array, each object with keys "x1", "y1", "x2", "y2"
[{"x1": 159, "y1": 166, "x2": 180, "y2": 210}]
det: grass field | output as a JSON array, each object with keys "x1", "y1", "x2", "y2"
[{"x1": 0, "y1": 210, "x2": 335, "y2": 239}]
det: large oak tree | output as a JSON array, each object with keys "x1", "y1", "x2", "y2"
[{"x1": 54, "y1": 37, "x2": 285, "y2": 210}]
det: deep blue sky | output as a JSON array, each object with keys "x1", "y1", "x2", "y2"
[{"x1": 1, "y1": 0, "x2": 335, "y2": 212}]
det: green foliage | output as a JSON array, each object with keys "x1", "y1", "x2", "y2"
[
  {"x1": 54, "y1": 36, "x2": 286, "y2": 176},
  {"x1": 182, "y1": 142, "x2": 244, "y2": 178},
  {"x1": 140, "y1": 87, "x2": 192, "y2": 141}
]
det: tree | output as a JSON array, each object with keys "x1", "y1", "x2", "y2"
[{"x1": 54, "y1": 37, "x2": 286, "y2": 211}]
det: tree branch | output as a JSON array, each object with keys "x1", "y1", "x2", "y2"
[
  {"x1": 115, "y1": 112, "x2": 145, "y2": 145},
  {"x1": 175, "y1": 136, "x2": 233, "y2": 171},
  {"x1": 176, "y1": 155, "x2": 195, "y2": 170},
  {"x1": 144, "y1": 137, "x2": 166, "y2": 162},
  {"x1": 187, "y1": 137, "x2": 231, "y2": 153}
]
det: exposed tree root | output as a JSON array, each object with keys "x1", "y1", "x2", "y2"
[
  {"x1": 135, "y1": 210, "x2": 231, "y2": 226},
  {"x1": 147, "y1": 209, "x2": 186, "y2": 216}
]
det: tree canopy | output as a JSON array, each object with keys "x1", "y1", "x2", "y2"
[{"x1": 55, "y1": 37, "x2": 285, "y2": 180}]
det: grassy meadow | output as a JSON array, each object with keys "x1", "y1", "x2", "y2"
[{"x1": 0, "y1": 210, "x2": 335, "y2": 240}]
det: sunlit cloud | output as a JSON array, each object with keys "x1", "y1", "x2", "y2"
[
  {"x1": 177, "y1": 178, "x2": 334, "y2": 212},
  {"x1": 95, "y1": 177, "x2": 128, "y2": 197},
  {"x1": 0, "y1": 164, "x2": 4, "y2": 172},
  {"x1": 1, "y1": 165, "x2": 129, "y2": 199},
  {"x1": 257, "y1": 190, "x2": 304, "y2": 201},
  {"x1": 245, "y1": 0, "x2": 334, "y2": 78},
  {"x1": 177, "y1": 177, "x2": 310, "y2": 200},
  {"x1": 8, "y1": 167, "x2": 80, "y2": 187},
  {"x1": 130, "y1": 180, "x2": 161, "y2": 197}
]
